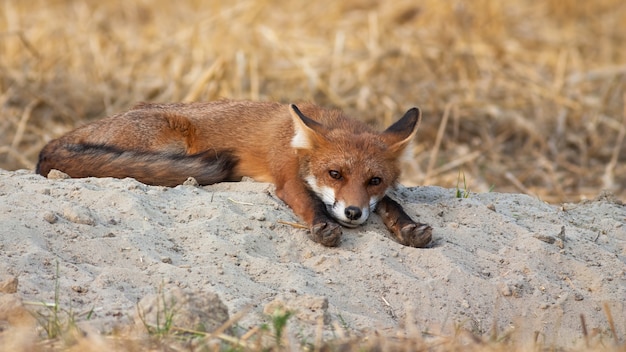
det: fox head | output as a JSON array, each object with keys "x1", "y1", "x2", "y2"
[{"x1": 289, "y1": 104, "x2": 421, "y2": 227}]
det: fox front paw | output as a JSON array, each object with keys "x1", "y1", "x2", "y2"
[
  {"x1": 309, "y1": 221, "x2": 342, "y2": 247},
  {"x1": 395, "y1": 223, "x2": 432, "y2": 248}
]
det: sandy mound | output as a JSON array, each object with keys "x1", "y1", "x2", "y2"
[{"x1": 0, "y1": 169, "x2": 624, "y2": 347}]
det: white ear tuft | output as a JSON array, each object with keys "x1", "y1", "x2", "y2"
[
  {"x1": 399, "y1": 139, "x2": 416, "y2": 161},
  {"x1": 289, "y1": 104, "x2": 320, "y2": 150},
  {"x1": 291, "y1": 124, "x2": 311, "y2": 149}
]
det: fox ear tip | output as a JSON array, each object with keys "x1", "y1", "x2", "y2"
[{"x1": 408, "y1": 107, "x2": 421, "y2": 118}]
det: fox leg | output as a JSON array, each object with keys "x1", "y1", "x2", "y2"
[
  {"x1": 376, "y1": 196, "x2": 432, "y2": 248},
  {"x1": 308, "y1": 195, "x2": 343, "y2": 247},
  {"x1": 275, "y1": 179, "x2": 342, "y2": 247}
]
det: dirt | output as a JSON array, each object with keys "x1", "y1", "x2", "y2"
[{"x1": 0, "y1": 169, "x2": 624, "y2": 348}]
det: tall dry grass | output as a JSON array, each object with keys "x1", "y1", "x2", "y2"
[{"x1": 0, "y1": 0, "x2": 625, "y2": 202}]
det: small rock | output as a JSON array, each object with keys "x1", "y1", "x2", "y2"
[
  {"x1": 62, "y1": 206, "x2": 96, "y2": 226},
  {"x1": 47, "y1": 169, "x2": 70, "y2": 180},
  {"x1": 183, "y1": 177, "x2": 199, "y2": 186},
  {"x1": 499, "y1": 284, "x2": 512, "y2": 297},
  {"x1": 486, "y1": 203, "x2": 496, "y2": 211},
  {"x1": 0, "y1": 276, "x2": 18, "y2": 294},
  {"x1": 43, "y1": 211, "x2": 58, "y2": 224},
  {"x1": 161, "y1": 257, "x2": 173, "y2": 264},
  {"x1": 574, "y1": 293, "x2": 584, "y2": 301},
  {"x1": 134, "y1": 288, "x2": 229, "y2": 333},
  {"x1": 0, "y1": 294, "x2": 37, "y2": 327},
  {"x1": 71, "y1": 285, "x2": 88, "y2": 293},
  {"x1": 264, "y1": 293, "x2": 330, "y2": 325}
]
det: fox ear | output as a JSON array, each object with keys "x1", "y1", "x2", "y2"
[
  {"x1": 289, "y1": 104, "x2": 327, "y2": 149},
  {"x1": 382, "y1": 107, "x2": 422, "y2": 156}
]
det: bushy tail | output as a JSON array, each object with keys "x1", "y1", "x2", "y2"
[{"x1": 36, "y1": 141, "x2": 237, "y2": 187}]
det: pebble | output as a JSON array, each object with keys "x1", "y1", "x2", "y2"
[
  {"x1": 134, "y1": 288, "x2": 229, "y2": 333},
  {"x1": 0, "y1": 275, "x2": 18, "y2": 294},
  {"x1": 43, "y1": 211, "x2": 58, "y2": 224},
  {"x1": 62, "y1": 206, "x2": 96, "y2": 226},
  {"x1": 183, "y1": 177, "x2": 199, "y2": 186},
  {"x1": 574, "y1": 293, "x2": 584, "y2": 301},
  {"x1": 498, "y1": 282, "x2": 512, "y2": 297},
  {"x1": 47, "y1": 169, "x2": 70, "y2": 180},
  {"x1": 71, "y1": 285, "x2": 88, "y2": 293}
]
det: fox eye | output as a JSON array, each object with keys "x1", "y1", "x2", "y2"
[
  {"x1": 329, "y1": 170, "x2": 342, "y2": 180},
  {"x1": 369, "y1": 177, "x2": 382, "y2": 186}
]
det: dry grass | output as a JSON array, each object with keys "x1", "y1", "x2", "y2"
[
  {"x1": 1, "y1": 299, "x2": 624, "y2": 352},
  {"x1": 1, "y1": 0, "x2": 625, "y2": 202}
]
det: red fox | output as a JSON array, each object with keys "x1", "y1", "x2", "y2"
[{"x1": 37, "y1": 100, "x2": 432, "y2": 247}]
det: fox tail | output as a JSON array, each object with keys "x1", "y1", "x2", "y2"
[{"x1": 36, "y1": 141, "x2": 236, "y2": 187}]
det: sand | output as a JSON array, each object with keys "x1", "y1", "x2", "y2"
[{"x1": 0, "y1": 168, "x2": 624, "y2": 348}]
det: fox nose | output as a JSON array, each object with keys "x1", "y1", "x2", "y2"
[{"x1": 345, "y1": 206, "x2": 362, "y2": 220}]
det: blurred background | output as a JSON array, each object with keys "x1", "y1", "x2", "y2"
[{"x1": 0, "y1": 0, "x2": 624, "y2": 203}]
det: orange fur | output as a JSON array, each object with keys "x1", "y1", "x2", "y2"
[{"x1": 36, "y1": 100, "x2": 432, "y2": 247}]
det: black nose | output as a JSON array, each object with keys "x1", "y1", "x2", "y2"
[{"x1": 345, "y1": 206, "x2": 362, "y2": 220}]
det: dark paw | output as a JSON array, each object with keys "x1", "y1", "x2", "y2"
[
  {"x1": 310, "y1": 222, "x2": 342, "y2": 247},
  {"x1": 397, "y1": 223, "x2": 432, "y2": 248}
]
